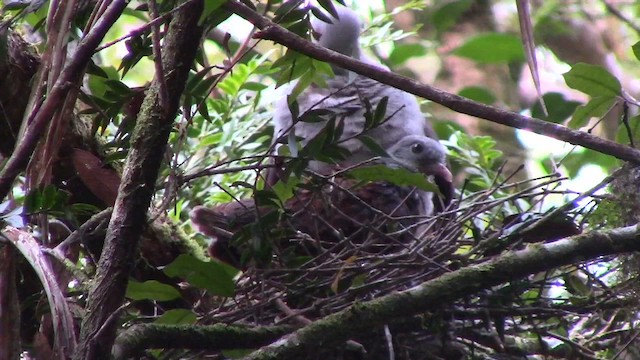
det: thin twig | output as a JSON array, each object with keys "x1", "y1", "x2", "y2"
[{"x1": 223, "y1": 0, "x2": 640, "y2": 164}]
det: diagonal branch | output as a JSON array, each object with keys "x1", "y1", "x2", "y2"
[
  {"x1": 101, "y1": 223, "x2": 640, "y2": 359},
  {"x1": 223, "y1": 0, "x2": 640, "y2": 164},
  {"x1": 241, "y1": 224, "x2": 640, "y2": 359}
]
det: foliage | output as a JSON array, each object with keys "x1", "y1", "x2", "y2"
[{"x1": 2, "y1": 0, "x2": 640, "y2": 359}]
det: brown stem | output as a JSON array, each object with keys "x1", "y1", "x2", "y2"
[
  {"x1": 73, "y1": 2, "x2": 205, "y2": 359},
  {"x1": 0, "y1": 0, "x2": 129, "y2": 200},
  {"x1": 223, "y1": 0, "x2": 640, "y2": 164}
]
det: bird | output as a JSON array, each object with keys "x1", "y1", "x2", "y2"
[
  {"x1": 191, "y1": 5, "x2": 455, "y2": 268},
  {"x1": 191, "y1": 135, "x2": 453, "y2": 269},
  {"x1": 270, "y1": 4, "x2": 448, "y2": 213},
  {"x1": 272, "y1": 5, "x2": 439, "y2": 166}
]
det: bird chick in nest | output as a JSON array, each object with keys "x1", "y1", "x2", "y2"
[
  {"x1": 383, "y1": 135, "x2": 452, "y2": 184},
  {"x1": 191, "y1": 135, "x2": 452, "y2": 269}
]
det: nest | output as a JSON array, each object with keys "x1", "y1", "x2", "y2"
[
  {"x1": 194, "y1": 171, "x2": 638, "y2": 359},
  {"x1": 211, "y1": 211, "x2": 457, "y2": 322}
]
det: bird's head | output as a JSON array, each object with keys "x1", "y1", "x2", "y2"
[
  {"x1": 385, "y1": 135, "x2": 452, "y2": 183},
  {"x1": 311, "y1": 5, "x2": 362, "y2": 58}
]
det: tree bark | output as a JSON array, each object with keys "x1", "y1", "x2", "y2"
[{"x1": 73, "y1": 2, "x2": 205, "y2": 359}]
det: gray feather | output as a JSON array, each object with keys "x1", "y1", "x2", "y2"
[{"x1": 272, "y1": 5, "x2": 447, "y2": 216}]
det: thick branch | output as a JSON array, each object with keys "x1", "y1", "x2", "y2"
[
  {"x1": 112, "y1": 324, "x2": 294, "y2": 359},
  {"x1": 240, "y1": 224, "x2": 639, "y2": 359},
  {"x1": 224, "y1": 0, "x2": 640, "y2": 164},
  {"x1": 73, "y1": 2, "x2": 205, "y2": 359}
]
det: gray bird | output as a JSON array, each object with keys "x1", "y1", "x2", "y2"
[
  {"x1": 385, "y1": 135, "x2": 451, "y2": 181},
  {"x1": 192, "y1": 134, "x2": 453, "y2": 268},
  {"x1": 271, "y1": 5, "x2": 449, "y2": 215},
  {"x1": 380, "y1": 134, "x2": 453, "y2": 216}
]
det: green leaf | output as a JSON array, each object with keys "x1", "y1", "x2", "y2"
[
  {"x1": 185, "y1": 66, "x2": 217, "y2": 96},
  {"x1": 388, "y1": 43, "x2": 427, "y2": 66},
  {"x1": 119, "y1": 34, "x2": 153, "y2": 76},
  {"x1": 357, "y1": 135, "x2": 388, "y2": 157},
  {"x1": 282, "y1": 19, "x2": 311, "y2": 39},
  {"x1": 362, "y1": 98, "x2": 375, "y2": 130},
  {"x1": 347, "y1": 165, "x2": 439, "y2": 193},
  {"x1": 531, "y1": 92, "x2": 581, "y2": 123},
  {"x1": 125, "y1": 280, "x2": 181, "y2": 301},
  {"x1": 242, "y1": 82, "x2": 268, "y2": 91},
  {"x1": 616, "y1": 114, "x2": 640, "y2": 146},
  {"x1": 310, "y1": 5, "x2": 335, "y2": 24},
  {"x1": 218, "y1": 77, "x2": 241, "y2": 97},
  {"x1": 222, "y1": 349, "x2": 254, "y2": 359},
  {"x1": 104, "y1": 79, "x2": 131, "y2": 95},
  {"x1": 300, "y1": 116, "x2": 343, "y2": 160},
  {"x1": 317, "y1": 0, "x2": 339, "y2": 19},
  {"x1": 288, "y1": 70, "x2": 315, "y2": 101},
  {"x1": 312, "y1": 59, "x2": 334, "y2": 78},
  {"x1": 373, "y1": 96, "x2": 389, "y2": 126},
  {"x1": 154, "y1": 309, "x2": 197, "y2": 325},
  {"x1": 163, "y1": 254, "x2": 237, "y2": 297},
  {"x1": 282, "y1": 158, "x2": 308, "y2": 179},
  {"x1": 218, "y1": 62, "x2": 257, "y2": 97},
  {"x1": 300, "y1": 131, "x2": 327, "y2": 159},
  {"x1": 271, "y1": 176, "x2": 300, "y2": 203},
  {"x1": 275, "y1": 52, "x2": 314, "y2": 88},
  {"x1": 453, "y1": 33, "x2": 524, "y2": 64},
  {"x1": 200, "y1": 133, "x2": 222, "y2": 147},
  {"x1": 433, "y1": 121, "x2": 466, "y2": 140},
  {"x1": 86, "y1": 60, "x2": 109, "y2": 78},
  {"x1": 458, "y1": 86, "x2": 496, "y2": 105},
  {"x1": 432, "y1": 0, "x2": 473, "y2": 33},
  {"x1": 41, "y1": 185, "x2": 58, "y2": 210},
  {"x1": 287, "y1": 96, "x2": 300, "y2": 120},
  {"x1": 568, "y1": 96, "x2": 617, "y2": 129},
  {"x1": 299, "y1": 108, "x2": 333, "y2": 123},
  {"x1": 23, "y1": 189, "x2": 42, "y2": 214},
  {"x1": 563, "y1": 63, "x2": 621, "y2": 98},
  {"x1": 86, "y1": 66, "x2": 121, "y2": 98},
  {"x1": 69, "y1": 203, "x2": 101, "y2": 218},
  {"x1": 271, "y1": 53, "x2": 294, "y2": 76},
  {"x1": 632, "y1": 41, "x2": 640, "y2": 61},
  {"x1": 199, "y1": 0, "x2": 229, "y2": 25},
  {"x1": 563, "y1": 273, "x2": 591, "y2": 296},
  {"x1": 273, "y1": 0, "x2": 306, "y2": 22},
  {"x1": 23, "y1": 185, "x2": 68, "y2": 214}
]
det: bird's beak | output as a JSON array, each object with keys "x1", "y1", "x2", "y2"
[
  {"x1": 424, "y1": 163, "x2": 453, "y2": 183},
  {"x1": 427, "y1": 163, "x2": 454, "y2": 208}
]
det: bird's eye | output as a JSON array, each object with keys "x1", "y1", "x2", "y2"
[{"x1": 411, "y1": 143, "x2": 423, "y2": 154}]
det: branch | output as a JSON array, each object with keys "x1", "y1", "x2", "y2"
[
  {"x1": 239, "y1": 224, "x2": 639, "y2": 359},
  {"x1": 223, "y1": 0, "x2": 640, "y2": 164},
  {"x1": 112, "y1": 324, "x2": 294, "y2": 359},
  {"x1": 73, "y1": 2, "x2": 205, "y2": 359},
  {"x1": 602, "y1": 0, "x2": 640, "y2": 35},
  {"x1": 2, "y1": 227, "x2": 77, "y2": 358},
  {"x1": 0, "y1": 0, "x2": 129, "y2": 199}
]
